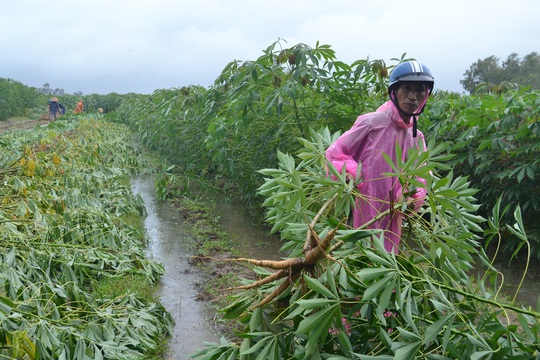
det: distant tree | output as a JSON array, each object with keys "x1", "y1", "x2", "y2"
[
  {"x1": 39, "y1": 83, "x2": 52, "y2": 95},
  {"x1": 514, "y1": 52, "x2": 540, "y2": 88},
  {"x1": 0, "y1": 78, "x2": 41, "y2": 120},
  {"x1": 38, "y1": 83, "x2": 65, "y2": 96},
  {"x1": 461, "y1": 52, "x2": 540, "y2": 92}
]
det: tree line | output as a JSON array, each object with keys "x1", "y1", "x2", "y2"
[{"x1": 461, "y1": 51, "x2": 540, "y2": 92}]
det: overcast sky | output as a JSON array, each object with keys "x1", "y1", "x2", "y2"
[{"x1": 2, "y1": 0, "x2": 538, "y2": 95}]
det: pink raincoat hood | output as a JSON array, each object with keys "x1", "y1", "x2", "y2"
[{"x1": 378, "y1": 100, "x2": 414, "y2": 129}]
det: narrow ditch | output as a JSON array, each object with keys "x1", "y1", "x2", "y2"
[
  {"x1": 131, "y1": 176, "x2": 219, "y2": 359},
  {"x1": 131, "y1": 175, "x2": 284, "y2": 359}
]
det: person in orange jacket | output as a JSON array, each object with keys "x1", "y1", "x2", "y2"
[{"x1": 74, "y1": 100, "x2": 84, "y2": 114}]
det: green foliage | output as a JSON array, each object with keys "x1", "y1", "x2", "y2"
[
  {"x1": 426, "y1": 87, "x2": 540, "y2": 256},
  {"x1": 190, "y1": 129, "x2": 540, "y2": 359},
  {"x1": 0, "y1": 117, "x2": 173, "y2": 359},
  {"x1": 461, "y1": 52, "x2": 540, "y2": 93},
  {"x1": 203, "y1": 40, "x2": 387, "y2": 202},
  {"x1": 113, "y1": 87, "x2": 213, "y2": 181},
  {"x1": 0, "y1": 78, "x2": 42, "y2": 120},
  {"x1": 115, "y1": 39, "x2": 394, "y2": 207}
]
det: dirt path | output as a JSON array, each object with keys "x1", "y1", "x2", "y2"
[{"x1": 0, "y1": 118, "x2": 48, "y2": 134}]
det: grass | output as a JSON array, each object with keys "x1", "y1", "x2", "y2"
[{"x1": 92, "y1": 274, "x2": 159, "y2": 303}]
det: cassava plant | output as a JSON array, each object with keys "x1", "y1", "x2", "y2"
[
  {"x1": 0, "y1": 78, "x2": 42, "y2": 120},
  {"x1": 190, "y1": 128, "x2": 540, "y2": 359},
  {"x1": 116, "y1": 40, "x2": 395, "y2": 207},
  {"x1": 0, "y1": 117, "x2": 173, "y2": 359},
  {"x1": 425, "y1": 87, "x2": 540, "y2": 257}
]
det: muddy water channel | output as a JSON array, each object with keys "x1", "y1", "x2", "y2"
[
  {"x1": 131, "y1": 175, "x2": 283, "y2": 359},
  {"x1": 131, "y1": 175, "x2": 540, "y2": 358},
  {"x1": 131, "y1": 176, "x2": 217, "y2": 358}
]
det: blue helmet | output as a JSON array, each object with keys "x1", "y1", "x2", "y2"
[{"x1": 388, "y1": 61, "x2": 434, "y2": 94}]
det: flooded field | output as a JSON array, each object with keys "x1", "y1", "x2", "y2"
[{"x1": 131, "y1": 176, "x2": 283, "y2": 359}]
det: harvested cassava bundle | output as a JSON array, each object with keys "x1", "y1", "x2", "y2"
[{"x1": 197, "y1": 197, "x2": 345, "y2": 310}]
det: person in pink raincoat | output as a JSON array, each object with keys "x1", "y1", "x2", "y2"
[{"x1": 326, "y1": 61, "x2": 435, "y2": 254}]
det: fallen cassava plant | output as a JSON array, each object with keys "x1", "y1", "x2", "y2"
[
  {"x1": 187, "y1": 129, "x2": 540, "y2": 359},
  {"x1": 195, "y1": 194, "x2": 401, "y2": 310},
  {"x1": 193, "y1": 195, "x2": 338, "y2": 307}
]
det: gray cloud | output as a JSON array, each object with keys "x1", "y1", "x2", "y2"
[{"x1": 2, "y1": 0, "x2": 539, "y2": 94}]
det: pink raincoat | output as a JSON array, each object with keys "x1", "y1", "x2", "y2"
[{"x1": 326, "y1": 100, "x2": 427, "y2": 254}]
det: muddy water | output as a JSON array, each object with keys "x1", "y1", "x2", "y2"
[
  {"x1": 131, "y1": 176, "x2": 219, "y2": 359},
  {"x1": 480, "y1": 258, "x2": 540, "y2": 308},
  {"x1": 131, "y1": 176, "x2": 284, "y2": 359},
  {"x1": 214, "y1": 201, "x2": 284, "y2": 261}
]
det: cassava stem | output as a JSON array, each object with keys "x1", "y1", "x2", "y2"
[
  {"x1": 304, "y1": 193, "x2": 338, "y2": 252},
  {"x1": 253, "y1": 271, "x2": 302, "y2": 309},
  {"x1": 224, "y1": 269, "x2": 288, "y2": 291}
]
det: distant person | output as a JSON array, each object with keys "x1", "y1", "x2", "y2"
[
  {"x1": 74, "y1": 100, "x2": 84, "y2": 114},
  {"x1": 49, "y1": 97, "x2": 65, "y2": 121}
]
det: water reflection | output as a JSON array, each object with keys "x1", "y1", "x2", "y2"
[{"x1": 214, "y1": 200, "x2": 284, "y2": 260}]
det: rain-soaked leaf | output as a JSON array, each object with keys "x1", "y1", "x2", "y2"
[{"x1": 304, "y1": 275, "x2": 337, "y2": 299}]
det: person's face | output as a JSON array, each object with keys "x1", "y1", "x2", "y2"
[{"x1": 395, "y1": 82, "x2": 427, "y2": 117}]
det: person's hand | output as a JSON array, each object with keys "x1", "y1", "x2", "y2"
[
  {"x1": 398, "y1": 186, "x2": 422, "y2": 213},
  {"x1": 345, "y1": 172, "x2": 363, "y2": 189},
  {"x1": 406, "y1": 196, "x2": 417, "y2": 211},
  {"x1": 404, "y1": 195, "x2": 423, "y2": 213},
  {"x1": 345, "y1": 173, "x2": 355, "y2": 183}
]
